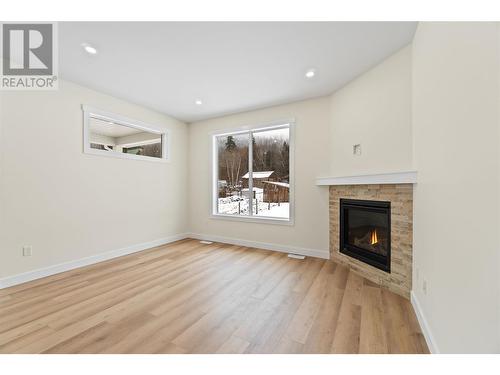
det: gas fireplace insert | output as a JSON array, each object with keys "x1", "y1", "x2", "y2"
[{"x1": 339, "y1": 198, "x2": 391, "y2": 272}]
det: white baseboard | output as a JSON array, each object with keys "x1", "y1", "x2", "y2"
[
  {"x1": 0, "y1": 233, "x2": 189, "y2": 290},
  {"x1": 411, "y1": 291, "x2": 440, "y2": 354},
  {"x1": 188, "y1": 232, "x2": 330, "y2": 260},
  {"x1": 0, "y1": 232, "x2": 329, "y2": 290}
]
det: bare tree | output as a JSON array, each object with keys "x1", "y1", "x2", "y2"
[{"x1": 218, "y1": 136, "x2": 248, "y2": 188}]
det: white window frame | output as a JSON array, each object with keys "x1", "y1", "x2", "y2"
[
  {"x1": 82, "y1": 105, "x2": 169, "y2": 163},
  {"x1": 211, "y1": 119, "x2": 295, "y2": 226}
]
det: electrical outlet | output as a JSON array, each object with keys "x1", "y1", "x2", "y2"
[
  {"x1": 22, "y1": 245, "x2": 32, "y2": 257},
  {"x1": 422, "y1": 279, "x2": 427, "y2": 295}
]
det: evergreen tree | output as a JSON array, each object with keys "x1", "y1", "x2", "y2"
[
  {"x1": 225, "y1": 135, "x2": 237, "y2": 152},
  {"x1": 222, "y1": 135, "x2": 243, "y2": 188}
]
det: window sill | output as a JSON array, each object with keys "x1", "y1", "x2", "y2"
[{"x1": 210, "y1": 213, "x2": 294, "y2": 226}]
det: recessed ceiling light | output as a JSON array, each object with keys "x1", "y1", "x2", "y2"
[
  {"x1": 195, "y1": 99, "x2": 203, "y2": 105},
  {"x1": 305, "y1": 69, "x2": 316, "y2": 78},
  {"x1": 81, "y1": 43, "x2": 97, "y2": 55}
]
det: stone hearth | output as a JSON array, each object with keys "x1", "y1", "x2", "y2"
[{"x1": 329, "y1": 184, "x2": 413, "y2": 298}]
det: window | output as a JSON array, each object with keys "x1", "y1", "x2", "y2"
[
  {"x1": 213, "y1": 122, "x2": 292, "y2": 223},
  {"x1": 82, "y1": 105, "x2": 168, "y2": 162}
]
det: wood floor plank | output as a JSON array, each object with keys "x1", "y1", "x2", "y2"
[
  {"x1": 359, "y1": 285, "x2": 389, "y2": 354},
  {"x1": 153, "y1": 252, "x2": 281, "y2": 352},
  {"x1": 330, "y1": 271, "x2": 364, "y2": 353},
  {"x1": 280, "y1": 262, "x2": 332, "y2": 344},
  {"x1": 273, "y1": 337, "x2": 304, "y2": 354},
  {"x1": 124, "y1": 309, "x2": 207, "y2": 354},
  {"x1": 330, "y1": 303, "x2": 362, "y2": 353},
  {"x1": 232, "y1": 261, "x2": 303, "y2": 344},
  {"x1": 216, "y1": 335, "x2": 250, "y2": 354},
  {"x1": 0, "y1": 326, "x2": 55, "y2": 353},
  {"x1": 0, "y1": 239, "x2": 428, "y2": 354},
  {"x1": 302, "y1": 265, "x2": 348, "y2": 353},
  {"x1": 244, "y1": 258, "x2": 325, "y2": 353},
  {"x1": 381, "y1": 289, "x2": 420, "y2": 353}
]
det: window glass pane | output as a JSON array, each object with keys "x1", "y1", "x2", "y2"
[
  {"x1": 252, "y1": 127, "x2": 290, "y2": 219},
  {"x1": 89, "y1": 117, "x2": 163, "y2": 159},
  {"x1": 216, "y1": 133, "x2": 250, "y2": 215}
]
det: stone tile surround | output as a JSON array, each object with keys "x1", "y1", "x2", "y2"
[{"x1": 329, "y1": 184, "x2": 413, "y2": 299}]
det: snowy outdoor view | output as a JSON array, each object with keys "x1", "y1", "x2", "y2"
[{"x1": 216, "y1": 126, "x2": 290, "y2": 219}]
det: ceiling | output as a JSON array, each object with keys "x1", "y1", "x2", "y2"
[{"x1": 59, "y1": 22, "x2": 417, "y2": 123}]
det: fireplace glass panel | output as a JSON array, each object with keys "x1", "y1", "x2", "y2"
[
  {"x1": 340, "y1": 199, "x2": 391, "y2": 272},
  {"x1": 346, "y1": 208, "x2": 389, "y2": 257}
]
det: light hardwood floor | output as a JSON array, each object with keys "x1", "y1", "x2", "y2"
[{"x1": 0, "y1": 239, "x2": 428, "y2": 354}]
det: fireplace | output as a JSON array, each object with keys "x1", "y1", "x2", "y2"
[{"x1": 340, "y1": 198, "x2": 391, "y2": 272}]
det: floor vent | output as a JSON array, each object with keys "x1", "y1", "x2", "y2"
[
  {"x1": 199, "y1": 240, "x2": 214, "y2": 245},
  {"x1": 287, "y1": 254, "x2": 305, "y2": 260}
]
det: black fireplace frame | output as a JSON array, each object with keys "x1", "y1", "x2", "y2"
[{"x1": 339, "y1": 198, "x2": 391, "y2": 273}]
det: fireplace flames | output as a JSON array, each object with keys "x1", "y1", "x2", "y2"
[{"x1": 370, "y1": 229, "x2": 378, "y2": 245}]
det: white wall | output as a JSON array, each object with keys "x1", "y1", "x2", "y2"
[
  {"x1": 412, "y1": 22, "x2": 500, "y2": 353},
  {"x1": 329, "y1": 45, "x2": 413, "y2": 176},
  {"x1": 188, "y1": 97, "x2": 331, "y2": 256},
  {"x1": 0, "y1": 80, "x2": 189, "y2": 279}
]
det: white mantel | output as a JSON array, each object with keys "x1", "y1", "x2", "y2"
[{"x1": 316, "y1": 171, "x2": 417, "y2": 186}]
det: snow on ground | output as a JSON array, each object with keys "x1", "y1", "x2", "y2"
[
  {"x1": 217, "y1": 195, "x2": 251, "y2": 215},
  {"x1": 218, "y1": 189, "x2": 289, "y2": 218},
  {"x1": 255, "y1": 202, "x2": 289, "y2": 218}
]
